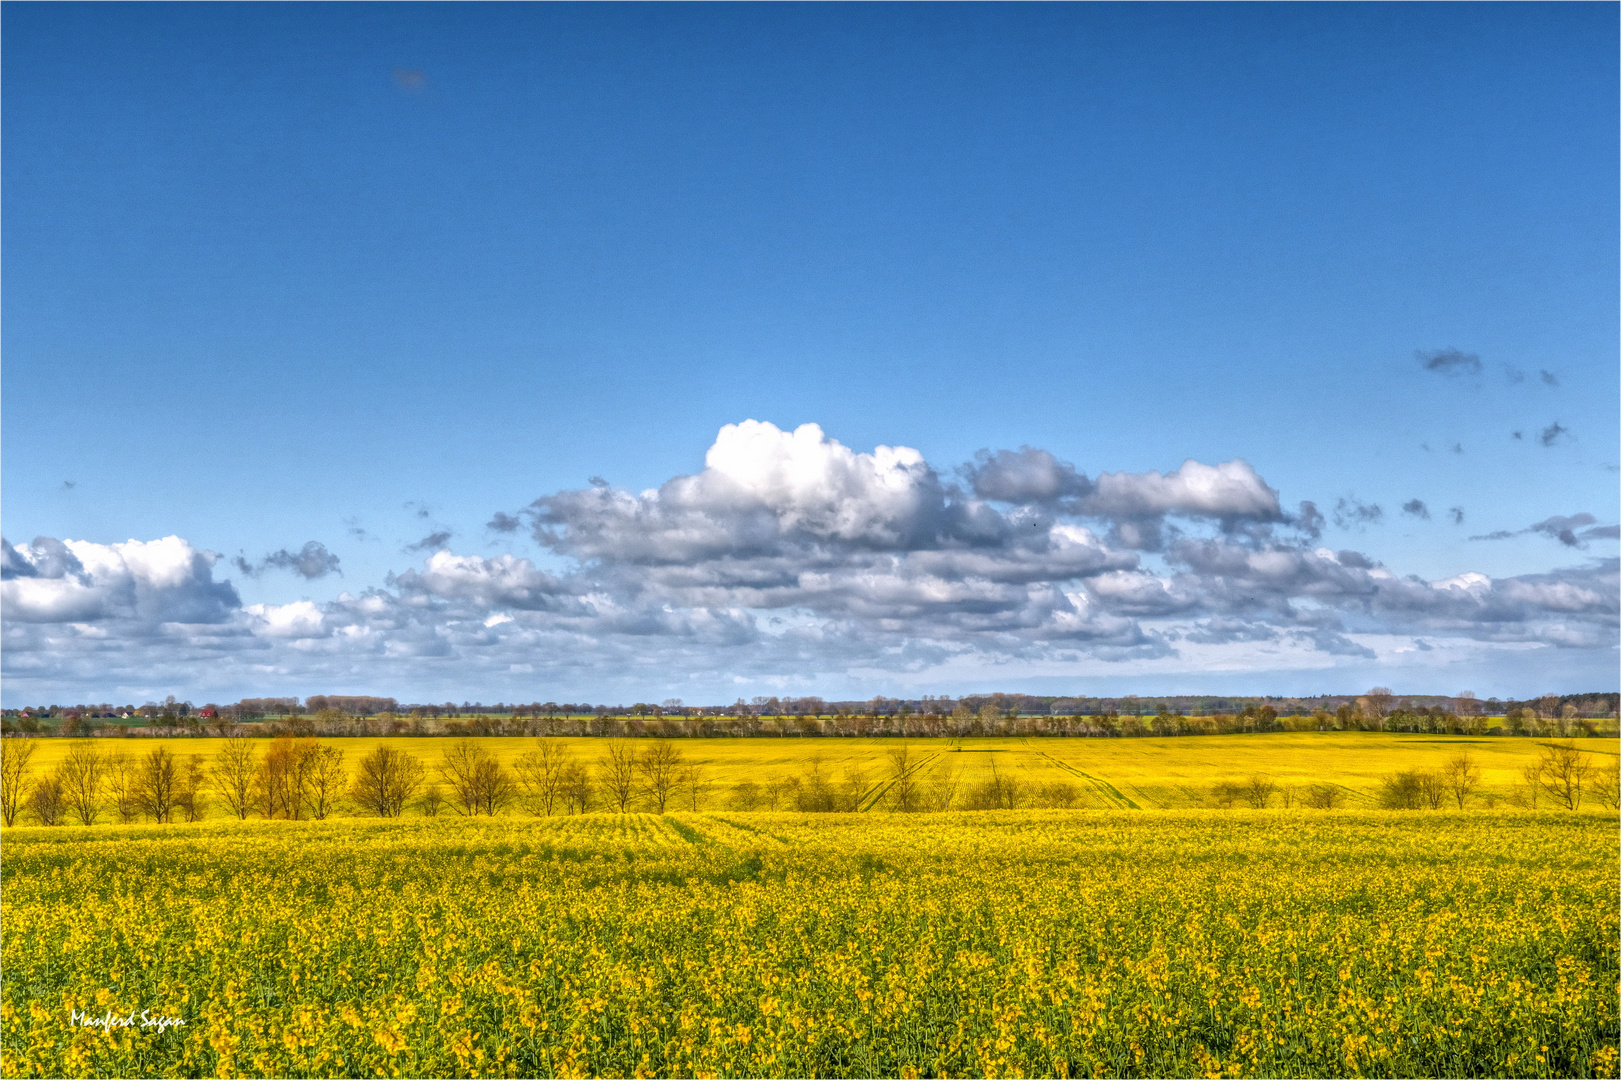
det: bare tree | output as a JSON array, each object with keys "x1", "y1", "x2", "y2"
[
  {"x1": 481, "y1": 756, "x2": 518, "y2": 815},
  {"x1": 303, "y1": 745, "x2": 347, "y2": 820},
  {"x1": 440, "y1": 740, "x2": 505, "y2": 816},
  {"x1": 792, "y1": 758, "x2": 835, "y2": 812},
  {"x1": 836, "y1": 765, "x2": 869, "y2": 812},
  {"x1": 254, "y1": 737, "x2": 317, "y2": 819},
  {"x1": 1515, "y1": 762, "x2": 1542, "y2": 808},
  {"x1": 1305, "y1": 784, "x2": 1345, "y2": 809},
  {"x1": 730, "y1": 779, "x2": 763, "y2": 810},
  {"x1": 1537, "y1": 741, "x2": 1593, "y2": 810},
  {"x1": 1039, "y1": 780, "x2": 1080, "y2": 809},
  {"x1": 966, "y1": 759, "x2": 1025, "y2": 810},
  {"x1": 598, "y1": 740, "x2": 637, "y2": 813},
  {"x1": 104, "y1": 753, "x2": 140, "y2": 823},
  {"x1": 887, "y1": 745, "x2": 919, "y2": 812},
  {"x1": 29, "y1": 770, "x2": 66, "y2": 826},
  {"x1": 1416, "y1": 769, "x2": 1447, "y2": 810},
  {"x1": 1379, "y1": 770, "x2": 1445, "y2": 810},
  {"x1": 1000, "y1": 763, "x2": 1025, "y2": 810},
  {"x1": 678, "y1": 762, "x2": 712, "y2": 811},
  {"x1": 928, "y1": 760, "x2": 962, "y2": 812},
  {"x1": 1243, "y1": 774, "x2": 1277, "y2": 809},
  {"x1": 1365, "y1": 687, "x2": 1395, "y2": 719},
  {"x1": 758, "y1": 773, "x2": 787, "y2": 811},
  {"x1": 1442, "y1": 751, "x2": 1481, "y2": 809},
  {"x1": 176, "y1": 754, "x2": 208, "y2": 822},
  {"x1": 637, "y1": 740, "x2": 685, "y2": 813},
  {"x1": 959, "y1": 755, "x2": 1024, "y2": 807},
  {"x1": 58, "y1": 741, "x2": 105, "y2": 826},
  {"x1": 514, "y1": 741, "x2": 570, "y2": 815},
  {"x1": 0, "y1": 740, "x2": 38, "y2": 827},
  {"x1": 561, "y1": 761, "x2": 594, "y2": 814},
  {"x1": 349, "y1": 744, "x2": 425, "y2": 817},
  {"x1": 136, "y1": 746, "x2": 180, "y2": 823},
  {"x1": 1593, "y1": 759, "x2": 1619, "y2": 811},
  {"x1": 210, "y1": 735, "x2": 258, "y2": 820},
  {"x1": 1379, "y1": 771, "x2": 1423, "y2": 809}
]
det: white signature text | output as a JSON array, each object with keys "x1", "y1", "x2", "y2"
[{"x1": 69, "y1": 1008, "x2": 187, "y2": 1035}]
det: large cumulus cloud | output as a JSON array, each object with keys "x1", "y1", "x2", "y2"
[
  {"x1": 2, "y1": 536, "x2": 239, "y2": 624},
  {"x1": 3, "y1": 421, "x2": 1617, "y2": 699},
  {"x1": 526, "y1": 421, "x2": 968, "y2": 563}
]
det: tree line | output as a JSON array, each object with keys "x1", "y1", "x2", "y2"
[
  {"x1": 11, "y1": 688, "x2": 1616, "y2": 732},
  {"x1": 0, "y1": 737, "x2": 717, "y2": 827},
  {"x1": 6, "y1": 694, "x2": 1618, "y2": 741},
  {"x1": 1210, "y1": 746, "x2": 1617, "y2": 812}
]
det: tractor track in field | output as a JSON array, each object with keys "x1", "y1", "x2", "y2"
[
  {"x1": 1037, "y1": 751, "x2": 1140, "y2": 809},
  {"x1": 858, "y1": 749, "x2": 946, "y2": 812}
]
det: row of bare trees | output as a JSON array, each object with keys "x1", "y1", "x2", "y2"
[
  {"x1": 1209, "y1": 774, "x2": 1350, "y2": 809},
  {"x1": 725, "y1": 747, "x2": 1067, "y2": 812},
  {"x1": 1377, "y1": 753, "x2": 1482, "y2": 809},
  {"x1": 1, "y1": 741, "x2": 214, "y2": 826},
  {"x1": 0, "y1": 737, "x2": 722, "y2": 824},
  {"x1": 1365, "y1": 745, "x2": 1618, "y2": 811},
  {"x1": 1200, "y1": 747, "x2": 1618, "y2": 811},
  {"x1": 2, "y1": 738, "x2": 936, "y2": 821},
  {"x1": 3, "y1": 737, "x2": 426, "y2": 825},
  {"x1": 507, "y1": 740, "x2": 712, "y2": 815},
  {"x1": 1212, "y1": 753, "x2": 1484, "y2": 810},
  {"x1": 1507, "y1": 742, "x2": 1615, "y2": 810},
  {"x1": 1376, "y1": 745, "x2": 1618, "y2": 811},
  {"x1": 5, "y1": 738, "x2": 1615, "y2": 825}
]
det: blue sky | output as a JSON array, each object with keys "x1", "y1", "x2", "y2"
[{"x1": 4, "y1": 3, "x2": 1616, "y2": 706}]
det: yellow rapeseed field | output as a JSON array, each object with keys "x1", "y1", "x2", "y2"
[
  {"x1": 13, "y1": 732, "x2": 1612, "y2": 816},
  {"x1": 3, "y1": 809, "x2": 1616, "y2": 1078}
]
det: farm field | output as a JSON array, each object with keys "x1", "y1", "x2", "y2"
[
  {"x1": 2, "y1": 810, "x2": 1616, "y2": 1078},
  {"x1": 11, "y1": 732, "x2": 1617, "y2": 817}
]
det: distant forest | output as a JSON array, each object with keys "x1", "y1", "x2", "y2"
[{"x1": 4, "y1": 690, "x2": 1616, "y2": 739}]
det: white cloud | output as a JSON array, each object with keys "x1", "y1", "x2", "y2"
[
  {"x1": 964, "y1": 447, "x2": 1092, "y2": 503},
  {"x1": 246, "y1": 601, "x2": 327, "y2": 639},
  {"x1": 2, "y1": 535, "x2": 238, "y2": 625},
  {"x1": 3, "y1": 422, "x2": 1616, "y2": 702},
  {"x1": 1081, "y1": 459, "x2": 1281, "y2": 521},
  {"x1": 702, "y1": 420, "x2": 943, "y2": 545},
  {"x1": 528, "y1": 421, "x2": 959, "y2": 563},
  {"x1": 391, "y1": 550, "x2": 568, "y2": 610}
]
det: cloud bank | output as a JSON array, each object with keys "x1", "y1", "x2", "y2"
[{"x1": 4, "y1": 421, "x2": 1617, "y2": 700}]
